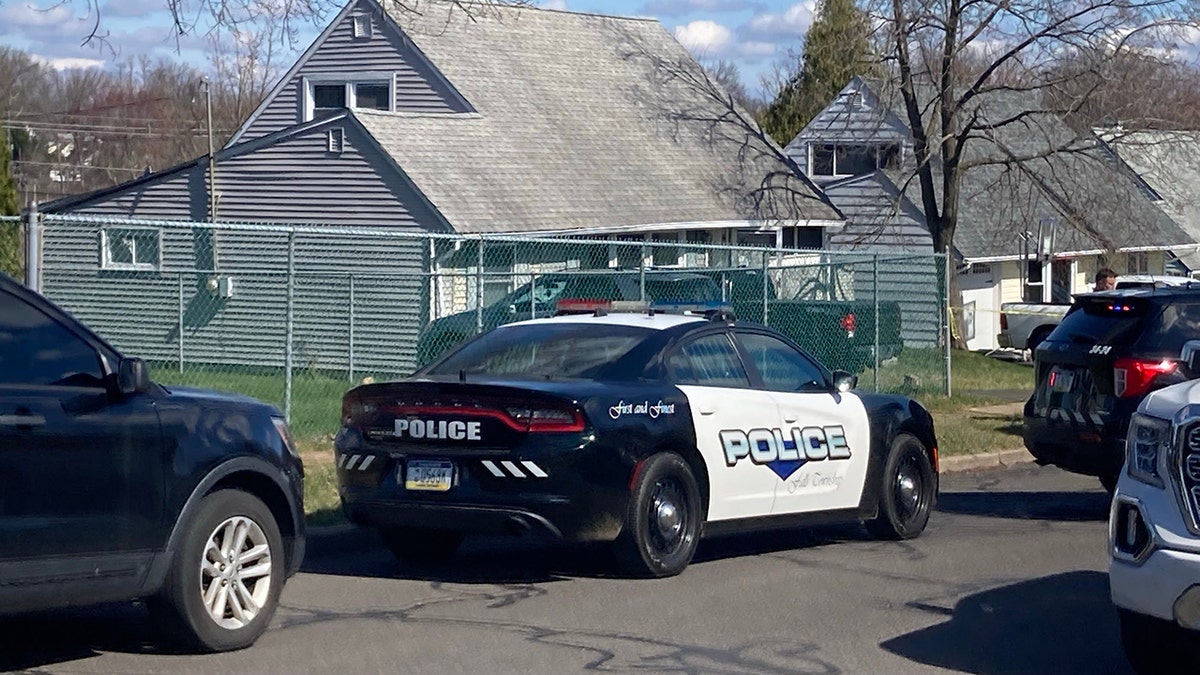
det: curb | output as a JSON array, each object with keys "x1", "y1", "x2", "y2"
[{"x1": 940, "y1": 448, "x2": 1035, "y2": 474}]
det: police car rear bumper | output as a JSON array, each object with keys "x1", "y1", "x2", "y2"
[{"x1": 341, "y1": 495, "x2": 626, "y2": 543}]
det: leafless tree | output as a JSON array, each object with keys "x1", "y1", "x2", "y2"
[{"x1": 860, "y1": 0, "x2": 1200, "y2": 346}]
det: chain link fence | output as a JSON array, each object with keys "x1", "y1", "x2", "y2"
[{"x1": 22, "y1": 214, "x2": 950, "y2": 440}]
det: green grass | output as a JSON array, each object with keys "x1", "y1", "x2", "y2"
[{"x1": 148, "y1": 351, "x2": 1034, "y2": 521}]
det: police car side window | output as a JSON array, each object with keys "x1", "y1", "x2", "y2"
[
  {"x1": 736, "y1": 332, "x2": 826, "y2": 392},
  {"x1": 669, "y1": 334, "x2": 751, "y2": 388},
  {"x1": 0, "y1": 291, "x2": 104, "y2": 387}
]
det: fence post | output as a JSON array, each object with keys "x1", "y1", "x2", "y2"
[
  {"x1": 349, "y1": 274, "x2": 356, "y2": 382},
  {"x1": 944, "y1": 247, "x2": 952, "y2": 396},
  {"x1": 23, "y1": 202, "x2": 39, "y2": 292},
  {"x1": 475, "y1": 236, "x2": 484, "y2": 335},
  {"x1": 873, "y1": 256, "x2": 880, "y2": 392},
  {"x1": 285, "y1": 231, "x2": 296, "y2": 422},
  {"x1": 640, "y1": 241, "x2": 647, "y2": 302},
  {"x1": 761, "y1": 251, "x2": 769, "y2": 326},
  {"x1": 178, "y1": 274, "x2": 185, "y2": 373}
]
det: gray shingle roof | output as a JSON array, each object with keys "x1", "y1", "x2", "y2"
[
  {"x1": 1099, "y1": 130, "x2": 1200, "y2": 242},
  {"x1": 355, "y1": 1, "x2": 842, "y2": 234},
  {"x1": 806, "y1": 77, "x2": 1193, "y2": 259}
]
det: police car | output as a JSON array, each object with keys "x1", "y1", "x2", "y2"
[
  {"x1": 335, "y1": 300, "x2": 939, "y2": 577},
  {"x1": 1109, "y1": 341, "x2": 1200, "y2": 672}
]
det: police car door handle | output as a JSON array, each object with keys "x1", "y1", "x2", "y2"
[
  {"x1": 0, "y1": 410, "x2": 46, "y2": 425},
  {"x1": 699, "y1": 404, "x2": 716, "y2": 415},
  {"x1": 783, "y1": 413, "x2": 798, "y2": 423}
]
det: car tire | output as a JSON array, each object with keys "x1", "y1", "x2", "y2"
[
  {"x1": 379, "y1": 527, "x2": 463, "y2": 564},
  {"x1": 154, "y1": 489, "x2": 285, "y2": 652},
  {"x1": 866, "y1": 434, "x2": 936, "y2": 540},
  {"x1": 613, "y1": 452, "x2": 702, "y2": 578},
  {"x1": 1027, "y1": 326, "x2": 1053, "y2": 354},
  {"x1": 1119, "y1": 609, "x2": 1200, "y2": 674}
]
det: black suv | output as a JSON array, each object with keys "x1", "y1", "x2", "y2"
[
  {"x1": 0, "y1": 274, "x2": 305, "y2": 652},
  {"x1": 1024, "y1": 285, "x2": 1200, "y2": 492}
]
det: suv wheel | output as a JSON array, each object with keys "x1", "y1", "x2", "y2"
[{"x1": 155, "y1": 490, "x2": 285, "y2": 652}]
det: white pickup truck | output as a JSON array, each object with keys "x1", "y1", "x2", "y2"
[{"x1": 998, "y1": 276, "x2": 1194, "y2": 352}]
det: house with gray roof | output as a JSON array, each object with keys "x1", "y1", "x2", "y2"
[
  {"x1": 783, "y1": 76, "x2": 1198, "y2": 350},
  {"x1": 44, "y1": 0, "x2": 841, "y2": 245},
  {"x1": 30, "y1": 0, "x2": 846, "y2": 373}
]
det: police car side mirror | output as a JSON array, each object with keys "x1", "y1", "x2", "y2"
[
  {"x1": 831, "y1": 370, "x2": 857, "y2": 393},
  {"x1": 117, "y1": 357, "x2": 151, "y2": 396},
  {"x1": 1181, "y1": 340, "x2": 1200, "y2": 377}
]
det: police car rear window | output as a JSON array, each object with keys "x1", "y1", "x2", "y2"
[
  {"x1": 1050, "y1": 297, "x2": 1152, "y2": 347},
  {"x1": 427, "y1": 324, "x2": 653, "y2": 380}
]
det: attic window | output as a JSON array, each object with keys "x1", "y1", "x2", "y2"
[
  {"x1": 810, "y1": 143, "x2": 901, "y2": 177},
  {"x1": 838, "y1": 91, "x2": 865, "y2": 108},
  {"x1": 305, "y1": 75, "x2": 394, "y2": 120},
  {"x1": 328, "y1": 128, "x2": 345, "y2": 153},
  {"x1": 352, "y1": 14, "x2": 372, "y2": 39}
]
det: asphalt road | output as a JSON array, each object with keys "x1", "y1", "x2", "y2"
[{"x1": 1, "y1": 464, "x2": 1130, "y2": 675}]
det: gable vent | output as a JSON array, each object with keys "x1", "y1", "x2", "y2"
[
  {"x1": 328, "y1": 127, "x2": 345, "y2": 154},
  {"x1": 352, "y1": 14, "x2": 372, "y2": 39}
]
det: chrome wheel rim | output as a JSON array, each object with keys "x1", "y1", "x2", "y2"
[{"x1": 199, "y1": 515, "x2": 273, "y2": 630}]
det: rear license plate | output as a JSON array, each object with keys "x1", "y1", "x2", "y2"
[
  {"x1": 403, "y1": 459, "x2": 454, "y2": 492},
  {"x1": 1049, "y1": 367, "x2": 1075, "y2": 393}
]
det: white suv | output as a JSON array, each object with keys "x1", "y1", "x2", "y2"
[{"x1": 1109, "y1": 343, "x2": 1200, "y2": 673}]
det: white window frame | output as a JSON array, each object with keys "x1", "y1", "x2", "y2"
[
  {"x1": 302, "y1": 73, "x2": 396, "y2": 121},
  {"x1": 351, "y1": 13, "x2": 372, "y2": 39},
  {"x1": 808, "y1": 142, "x2": 901, "y2": 178},
  {"x1": 100, "y1": 227, "x2": 162, "y2": 271}
]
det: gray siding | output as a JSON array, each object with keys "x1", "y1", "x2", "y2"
[
  {"x1": 238, "y1": 0, "x2": 469, "y2": 142},
  {"x1": 824, "y1": 173, "x2": 933, "y2": 253},
  {"x1": 41, "y1": 119, "x2": 444, "y2": 375}
]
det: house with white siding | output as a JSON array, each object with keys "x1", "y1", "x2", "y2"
[{"x1": 784, "y1": 76, "x2": 1198, "y2": 350}]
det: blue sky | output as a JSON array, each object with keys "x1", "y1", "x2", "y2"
[{"x1": 0, "y1": 0, "x2": 812, "y2": 98}]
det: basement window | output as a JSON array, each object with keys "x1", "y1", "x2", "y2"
[{"x1": 101, "y1": 227, "x2": 161, "y2": 271}]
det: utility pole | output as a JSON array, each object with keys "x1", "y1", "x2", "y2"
[{"x1": 201, "y1": 77, "x2": 216, "y2": 222}]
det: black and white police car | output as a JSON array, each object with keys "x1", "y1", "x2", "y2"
[{"x1": 335, "y1": 300, "x2": 939, "y2": 577}]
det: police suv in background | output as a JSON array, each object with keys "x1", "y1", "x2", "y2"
[
  {"x1": 1024, "y1": 285, "x2": 1200, "y2": 492},
  {"x1": 335, "y1": 300, "x2": 939, "y2": 577},
  {"x1": 1110, "y1": 340, "x2": 1200, "y2": 673}
]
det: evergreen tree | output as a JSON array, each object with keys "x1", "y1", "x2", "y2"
[
  {"x1": 0, "y1": 128, "x2": 20, "y2": 279},
  {"x1": 759, "y1": 0, "x2": 874, "y2": 146}
]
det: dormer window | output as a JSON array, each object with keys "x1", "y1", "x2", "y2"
[{"x1": 304, "y1": 75, "x2": 395, "y2": 120}]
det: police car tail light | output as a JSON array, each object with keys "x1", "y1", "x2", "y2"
[
  {"x1": 504, "y1": 406, "x2": 585, "y2": 432},
  {"x1": 1126, "y1": 413, "x2": 1169, "y2": 488},
  {"x1": 342, "y1": 394, "x2": 364, "y2": 426},
  {"x1": 1114, "y1": 358, "x2": 1176, "y2": 398}
]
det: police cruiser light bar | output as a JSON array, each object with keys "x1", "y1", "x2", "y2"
[{"x1": 554, "y1": 298, "x2": 735, "y2": 318}]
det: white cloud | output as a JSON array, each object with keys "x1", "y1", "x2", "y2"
[
  {"x1": 641, "y1": 0, "x2": 765, "y2": 17},
  {"x1": 674, "y1": 19, "x2": 734, "y2": 56},
  {"x1": 31, "y1": 55, "x2": 106, "y2": 70},
  {"x1": 737, "y1": 40, "x2": 777, "y2": 57},
  {"x1": 743, "y1": 1, "x2": 815, "y2": 40},
  {"x1": 540, "y1": 0, "x2": 568, "y2": 10}
]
